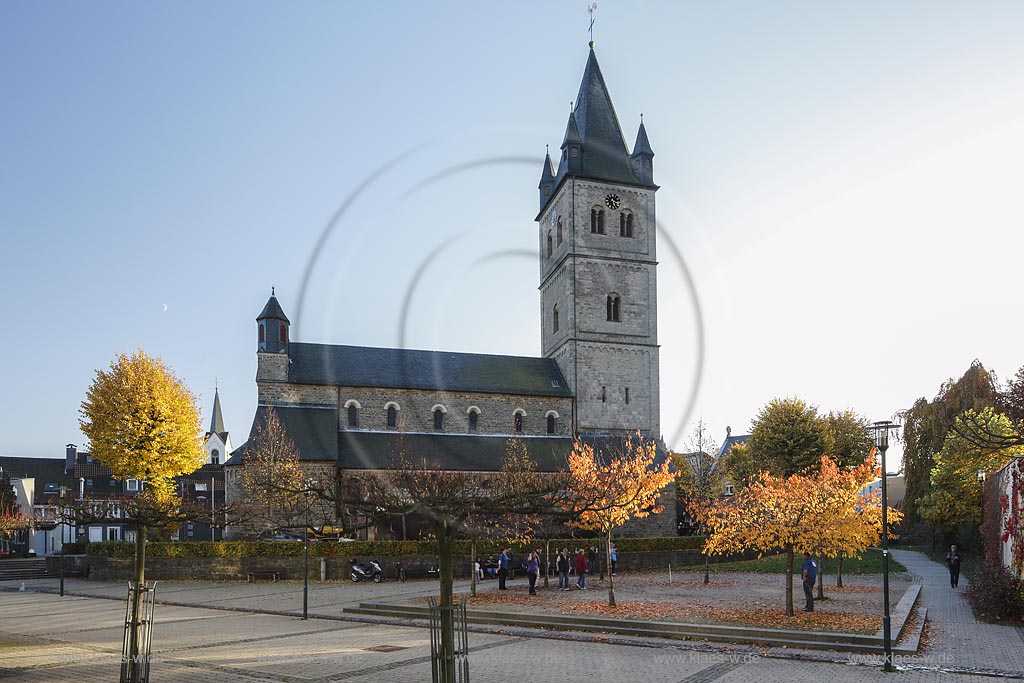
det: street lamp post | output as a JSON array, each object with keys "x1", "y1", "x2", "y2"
[
  {"x1": 870, "y1": 420, "x2": 899, "y2": 673},
  {"x1": 59, "y1": 486, "x2": 68, "y2": 597},
  {"x1": 302, "y1": 481, "x2": 315, "y2": 621},
  {"x1": 978, "y1": 469, "x2": 987, "y2": 530}
]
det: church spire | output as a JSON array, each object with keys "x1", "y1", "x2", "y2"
[
  {"x1": 209, "y1": 387, "x2": 226, "y2": 436},
  {"x1": 631, "y1": 117, "x2": 655, "y2": 184},
  {"x1": 538, "y1": 146, "x2": 556, "y2": 209}
]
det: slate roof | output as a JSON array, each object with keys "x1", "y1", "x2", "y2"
[
  {"x1": 287, "y1": 343, "x2": 573, "y2": 398},
  {"x1": 257, "y1": 294, "x2": 290, "y2": 323},
  {"x1": 237, "y1": 405, "x2": 339, "y2": 463},
  {"x1": 0, "y1": 456, "x2": 68, "y2": 504},
  {"x1": 339, "y1": 432, "x2": 573, "y2": 472},
  {"x1": 718, "y1": 433, "x2": 751, "y2": 459},
  {"x1": 208, "y1": 389, "x2": 226, "y2": 436}
]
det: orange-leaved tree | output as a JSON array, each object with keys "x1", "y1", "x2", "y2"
[
  {"x1": 563, "y1": 432, "x2": 675, "y2": 607},
  {"x1": 693, "y1": 453, "x2": 900, "y2": 615}
]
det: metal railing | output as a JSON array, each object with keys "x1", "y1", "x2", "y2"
[
  {"x1": 120, "y1": 581, "x2": 157, "y2": 683},
  {"x1": 428, "y1": 596, "x2": 469, "y2": 683}
]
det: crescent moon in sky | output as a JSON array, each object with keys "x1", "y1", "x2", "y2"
[{"x1": 162, "y1": 304, "x2": 168, "y2": 312}]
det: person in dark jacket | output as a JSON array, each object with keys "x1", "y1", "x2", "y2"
[
  {"x1": 574, "y1": 549, "x2": 588, "y2": 589},
  {"x1": 556, "y1": 548, "x2": 571, "y2": 591},
  {"x1": 946, "y1": 545, "x2": 961, "y2": 588},
  {"x1": 800, "y1": 552, "x2": 818, "y2": 612},
  {"x1": 526, "y1": 551, "x2": 540, "y2": 595},
  {"x1": 497, "y1": 548, "x2": 510, "y2": 590},
  {"x1": 586, "y1": 546, "x2": 597, "y2": 575}
]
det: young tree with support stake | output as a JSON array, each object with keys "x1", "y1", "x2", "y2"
[
  {"x1": 80, "y1": 349, "x2": 204, "y2": 683},
  {"x1": 562, "y1": 432, "x2": 675, "y2": 607}
]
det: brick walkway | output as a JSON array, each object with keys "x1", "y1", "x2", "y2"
[{"x1": 891, "y1": 549, "x2": 1024, "y2": 674}]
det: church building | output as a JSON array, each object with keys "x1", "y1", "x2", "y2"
[{"x1": 226, "y1": 45, "x2": 674, "y2": 538}]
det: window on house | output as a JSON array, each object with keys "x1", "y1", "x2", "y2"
[
  {"x1": 109, "y1": 479, "x2": 116, "y2": 487},
  {"x1": 433, "y1": 408, "x2": 444, "y2": 431},
  {"x1": 126, "y1": 479, "x2": 139, "y2": 492},
  {"x1": 387, "y1": 405, "x2": 398, "y2": 429},
  {"x1": 348, "y1": 405, "x2": 358, "y2": 428},
  {"x1": 514, "y1": 412, "x2": 524, "y2": 433},
  {"x1": 557, "y1": 218, "x2": 563, "y2": 245},
  {"x1": 724, "y1": 484, "x2": 735, "y2": 497},
  {"x1": 468, "y1": 411, "x2": 478, "y2": 432},
  {"x1": 195, "y1": 483, "x2": 208, "y2": 492},
  {"x1": 552, "y1": 304, "x2": 559, "y2": 333},
  {"x1": 211, "y1": 449, "x2": 219, "y2": 465},
  {"x1": 547, "y1": 414, "x2": 556, "y2": 434},
  {"x1": 547, "y1": 231, "x2": 553, "y2": 257},
  {"x1": 259, "y1": 324, "x2": 265, "y2": 343},
  {"x1": 606, "y1": 294, "x2": 621, "y2": 322},
  {"x1": 86, "y1": 479, "x2": 93, "y2": 487}
]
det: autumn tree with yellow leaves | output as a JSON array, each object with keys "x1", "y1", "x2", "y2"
[
  {"x1": 693, "y1": 453, "x2": 901, "y2": 616},
  {"x1": 563, "y1": 433, "x2": 675, "y2": 607},
  {"x1": 80, "y1": 349, "x2": 205, "y2": 682}
]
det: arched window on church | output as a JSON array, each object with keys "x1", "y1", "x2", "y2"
[
  {"x1": 211, "y1": 449, "x2": 220, "y2": 465},
  {"x1": 556, "y1": 217, "x2": 563, "y2": 245},
  {"x1": 433, "y1": 407, "x2": 445, "y2": 431},
  {"x1": 620, "y1": 212, "x2": 634, "y2": 238},
  {"x1": 279, "y1": 326, "x2": 287, "y2": 343},
  {"x1": 547, "y1": 231, "x2": 553, "y2": 258},
  {"x1": 468, "y1": 407, "x2": 479, "y2": 433},
  {"x1": 606, "y1": 294, "x2": 621, "y2": 322},
  {"x1": 259, "y1": 324, "x2": 265, "y2": 343},
  {"x1": 347, "y1": 405, "x2": 358, "y2": 428},
  {"x1": 546, "y1": 413, "x2": 556, "y2": 434},
  {"x1": 591, "y1": 208, "x2": 605, "y2": 234},
  {"x1": 552, "y1": 304, "x2": 559, "y2": 333},
  {"x1": 386, "y1": 403, "x2": 399, "y2": 429},
  {"x1": 513, "y1": 411, "x2": 525, "y2": 434}
]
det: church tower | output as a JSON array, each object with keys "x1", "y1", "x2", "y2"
[{"x1": 537, "y1": 46, "x2": 660, "y2": 438}]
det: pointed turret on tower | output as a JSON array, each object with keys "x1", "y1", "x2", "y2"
[
  {"x1": 257, "y1": 287, "x2": 290, "y2": 354},
  {"x1": 539, "y1": 146, "x2": 556, "y2": 209},
  {"x1": 631, "y1": 117, "x2": 655, "y2": 185}
]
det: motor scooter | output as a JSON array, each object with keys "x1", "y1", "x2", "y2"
[{"x1": 350, "y1": 558, "x2": 383, "y2": 583}]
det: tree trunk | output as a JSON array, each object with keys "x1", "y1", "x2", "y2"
[
  {"x1": 816, "y1": 557, "x2": 825, "y2": 599},
  {"x1": 543, "y1": 539, "x2": 550, "y2": 588},
  {"x1": 784, "y1": 545, "x2": 794, "y2": 617},
  {"x1": 437, "y1": 524, "x2": 457, "y2": 683},
  {"x1": 470, "y1": 538, "x2": 477, "y2": 598},
  {"x1": 703, "y1": 554, "x2": 709, "y2": 585},
  {"x1": 606, "y1": 529, "x2": 615, "y2": 607},
  {"x1": 127, "y1": 524, "x2": 147, "y2": 682},
  {"x1": 836, "y1": 555, "x2": 844, "y2": 588}
]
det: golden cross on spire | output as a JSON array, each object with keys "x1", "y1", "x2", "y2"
[{"x1": 588, "y1": 3, "x2": 597, "y2": 47}]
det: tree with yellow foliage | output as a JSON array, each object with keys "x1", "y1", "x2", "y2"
[
  {"x1": 563, "y1": 433, "x2": 675, "y2": 607},
  {"x1": 693, "y1": 454, "x2": 900, "y2": 616},
  {"x1": 80, "y1": 349, "x2": 204, "y2": 682}
]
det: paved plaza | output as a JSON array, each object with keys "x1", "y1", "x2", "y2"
[{"x1": 1, "y1": 550, "x2": 1023, "y2": 682}]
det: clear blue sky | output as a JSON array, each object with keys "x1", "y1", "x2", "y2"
[{"x1": 3, "y1": 2, "x2": 1023, "y2": 460}]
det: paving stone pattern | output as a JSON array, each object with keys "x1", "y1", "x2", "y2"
[{"x1": 3, "y1": 551, "x2": 1024, "y2": 682}]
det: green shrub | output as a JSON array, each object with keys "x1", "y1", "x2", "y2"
[
  {"x1": 967, "y1": 561, "x2": 1024, "y2": 622},
  {"x1": 80, "y1": 535, "x2": 705, "y2": 559}
]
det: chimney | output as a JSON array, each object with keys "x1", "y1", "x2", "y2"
[{"x1": 65, "y1": 444, "x2": 77, "y2": 473}]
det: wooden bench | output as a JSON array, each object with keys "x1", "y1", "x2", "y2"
[
  {"x1": 246, "y1": 571, "x2": 280, "y2": 583},
  {"x1": 65, "y1": 565, "x2": 89, "y2": 578}
]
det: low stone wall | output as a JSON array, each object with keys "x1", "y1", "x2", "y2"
[{"x1": 47, "y1": 549, "x2": 753, "y2": 583}]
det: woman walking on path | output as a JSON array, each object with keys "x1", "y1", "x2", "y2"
[
  {"x1": 526, "y1": 551, "x2": 540, "y2": 595},
  {"x1": 946, "y1": 545, "x2": 961, "y2": 588}
]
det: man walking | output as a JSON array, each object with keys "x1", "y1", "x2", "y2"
[
  {"x1": 557, "y1": 548, "x2": 570, "y2": 591},
  {"x1": 946, "y1": 545, "x2": 961, "y2": 588},
  {"x1": 801, "y1": 551, "x2": 818, "y2": 612},
  {"x1": 497, "y1": 547, "x2": 510, "y2": 590},
  {"x1": 575, "y1": 548, "x2": 588, "y2": 590}
]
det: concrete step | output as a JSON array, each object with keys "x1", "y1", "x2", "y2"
[
  {"x1": 0, "y1": 559, "x2": 49, "y2": 580},
  {"x1": 345, "y1": 601, "x2": 924, "y2": 654}
]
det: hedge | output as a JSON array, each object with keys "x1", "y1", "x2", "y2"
[{"x1": 83, "y1": 536, "x2": 705, "y2": 559}]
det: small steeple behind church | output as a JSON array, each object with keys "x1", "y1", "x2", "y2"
[
  {"x1": 209, "y1": 386, "x2": 226, "y2": 436},
  {"x1": 257, "y1": 287, "x2": 290, "y2": 353}
]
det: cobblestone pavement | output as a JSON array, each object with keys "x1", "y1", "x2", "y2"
[{"x1": 2, "y1": 551, "x2": 1023, "y2": 682}]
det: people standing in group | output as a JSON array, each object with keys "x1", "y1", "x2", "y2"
[
  {"x1": 800, "y1": 551, "x2": 818, "y2": 612},
  {"x1": 557, "y1": 548, "x2": 570, "y2": 591},
  {"x1": 497, "y1": 547, "x2": 510, "y2": 590},
  {"x1": 474, "y1": 558, "x2": 484, "y2": 580},
  {"x1": 575, "y1": 548, "x2": 588, "y2": 589},
  {"x1": 610, "y1": 544, "x2": 617, "y2": 576},
  {"x1": 946, "y1": 545, "x2": 961, "y2": 588},
  {"x1": 526, "y1": 550, "x2": 540, "y2": 595}
]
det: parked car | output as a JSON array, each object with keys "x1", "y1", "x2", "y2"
[{"x1": 256, "y1": 530, "x2": 303, "y2": 542}]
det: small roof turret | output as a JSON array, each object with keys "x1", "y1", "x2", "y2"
[
  {"x1": 257, "y1": 287, "x2": 290, "y2": 323},
  {"x1": 632, "y1": 118, "x2": 654, "y2": 157}
]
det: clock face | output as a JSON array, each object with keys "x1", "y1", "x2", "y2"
[{"x1": 605, "y1": 194, "x2": 621, "y2": 210}]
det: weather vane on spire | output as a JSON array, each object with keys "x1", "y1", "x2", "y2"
[{"x1": 588, "y1": 3, "x2": 598, "y2": 47}]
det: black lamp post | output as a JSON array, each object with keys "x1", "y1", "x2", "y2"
[
  {"x1": 870, "y1": 420, "x2": 899, "y2": 673},
  {"x1": 978, "y1": 469, "x2": 987, "y2": 528},
  {"x1": 59, "y1": 486, "x2": 68, "y2": 597}
]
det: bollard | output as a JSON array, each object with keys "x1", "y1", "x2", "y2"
[
  {"x1": 668, "y1": 565, "x2": 672, "y2": 585},
  {"x1": 320, "y1": 558, "x2": 327, "y2": 582}
]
